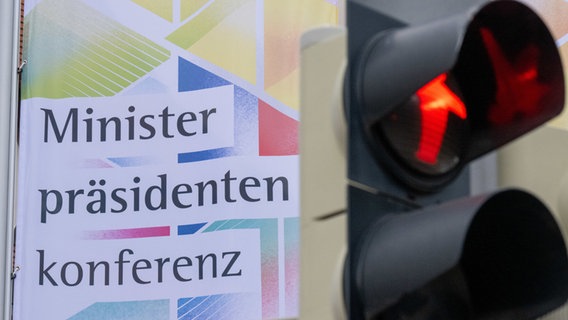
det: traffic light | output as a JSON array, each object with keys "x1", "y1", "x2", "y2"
[{"x1": 343, "y1": 0, "x2": 568, "y2": 319}]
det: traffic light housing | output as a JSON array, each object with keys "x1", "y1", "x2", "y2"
[{"x1": 344, "y1": 0, "x2": 568, "y2": 319}]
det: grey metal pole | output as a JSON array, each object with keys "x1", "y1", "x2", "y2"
[{"x1": 0, "y1": 0, "x2": 20, "y2": 318}]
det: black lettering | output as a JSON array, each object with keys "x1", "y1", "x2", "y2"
[
  {"x1": 35, "y1": 248, "x2": 244, "y2": 287},
  {"x1": 97, "y1": 116, "x2": 121, "y2": 142},
  {"x1": 60, "y1": 262, "x2": 83, "y2": 286},
  {"x1": 172, "y1": 183, "x2": 192, "y2": 208},
  {"x1": 84, "y1": 108, "x2": 93, "y2": 142},
  {"x1": 42, "y1": 108, "x2": 78, "y2": 143},
  {"x1": 87, "y1": 261, "x2": 110, "y2": 286},
  {"x1": 37, "y1": 250, "x2": 58, "y2": 286},
  {"x1": 115, "y1": 249, "x2": 133, "y2": 285},
  {"x1": 110, "y1": 188, "x2": 127, "y2": 213},
  {"x1": 200, "y1": 108, "x2": 216, "y2": 134},
  {"x1": 145, "y1": 174, "x2": 167, "y2": 211},
  {"x1": 131, "y1": 177, "x2": 141, "y2": 212},
  {"x1": 86, "y1": 179, "x2": 106, "y2": 214},
  {"x1": 139, "y1": 115, "x2": 155, "y2": 140},
  {"x1": 126, "y1": 106, "x2": 136, "y2": 140},
  {"x1": 155, "y1": 257, "x2": 170, "y2": 283},
  {"x1": 173, "y1": 256, "x2": 192, "y2": 282},
  {"x1": 264, "y1": 176, "x2": 289, "y2": 201},
  {"x1": 39, "y1": 189, "x2": 63, "y2": 223},
  {"x1": 159, "y1": 107, "x2": 175, "y2": 138},
  {"x1": 177, "y1": 111, "x2": 197, "y2": 136},
  {"x1": 132, "y1": 259, "x2": 152, "y2": 284},
  {"x1": 222, "y1": 251, "x2": 242, "y2": 277},
  {"x1": 196, "y1": 180, "x2": 217, "y2": 206},
  {"x1": 222, "y1": 171, "x2": 237, "y2": 203},
  {"x1": 197, "y1": 254, "x2": 217, "y2": 280},
  {"x1": 240, "y1": 177, "x2": 261, "y2": 202},
  {"x1": 65, "y1": 189, "x2": 84, "y2": 214}
]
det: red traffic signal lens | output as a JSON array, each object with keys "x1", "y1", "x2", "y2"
[
  {"x1": 481, "y1": 27, "x2": 547, "y2": 126},
  {"x1": 378, "y1": 73, "x2": 470, "y2": 176},
  {"x1": 454, "y1": 2, "x2": 564, "y2": 160},
  {"x1": 415, "y1": 74, "x2": 467, "y2": 166}
]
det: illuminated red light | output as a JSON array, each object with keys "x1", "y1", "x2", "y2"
[
  {"x1": 481, "y1": 27, "x2": 549, "y2": 124},
  {"x1": 415, "y1": 74, "x2": 467, "y2": 165}
]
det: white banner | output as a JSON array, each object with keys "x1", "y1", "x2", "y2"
[{"x1": 15, "y1": 0, "x2": 339, "y2": 319}]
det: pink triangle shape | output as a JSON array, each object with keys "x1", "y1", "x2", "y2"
[{"x1": 258, "y1": 100, "x2": 298, "y2": 156}]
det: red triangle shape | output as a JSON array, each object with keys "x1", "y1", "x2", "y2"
[{"x1": 258, "y1": 100, "x2": 298, "y2": 156}]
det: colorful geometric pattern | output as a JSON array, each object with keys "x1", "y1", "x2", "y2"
[
  {"x1": 166, "y1": 0, "x2": 338, "y2": 109},
  {"x1": 203, "y1": 219, "x2": 278, "y2": 319},
  {"x1": 180, "y1": 0, "x2": 212, "y2": 21},
  {"x1": 177, "y1": 223, "x2": 209, "y2": 235},
  {"x1": 83, "y1": 226, "x2": 171, "y2": 240},
  {"x1": 198, "y1": 218, "x2": 299, "y2": 319},
  {"x1": 22, "y1": 0, "x2": 170, "y2": 99},
  {"x1": 78, "y1": 53, "x2": 299, "y2": 167},
  {"x1": 79, "y1": 156, "x2": 160, "y2": 169},
  {"x1": 178, "y1": 293, "x2": 258, "y2": 319},
  {"x1": 175, "y1": 56, "x2": 249, "y2": 162},
  {"x1": 259, "y1": 100, "x2": 298, "y2": 156},
  {"x1": 131, "y1": 0, "x2": 174, "y2": 22},
  {"x1": 69, "y1": 300, "x2": 169, "y2": 320},
  {"x1": 176, "y1": 57, "x2": 298, "y2": 163},
  {"x1": 167, "y1": 0, "x2": 257, "y2": 85},
  {"x1": 284, "y1": 217, "x2": 300, "y2": 316}
]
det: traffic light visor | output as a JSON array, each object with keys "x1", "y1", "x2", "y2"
[{"x1": 355, "y1": 190, "x2": 568, "y2": 319}]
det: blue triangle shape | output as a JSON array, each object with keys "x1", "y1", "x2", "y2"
[{"x1": 178, "y1": 57, "x2": 231, "y2": 92}]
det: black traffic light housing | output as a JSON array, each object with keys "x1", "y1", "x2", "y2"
[{"x1": 346, "y1": 0, "x2": 568, "y2": 319}]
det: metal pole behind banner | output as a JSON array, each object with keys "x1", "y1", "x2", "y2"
[{"x1": 0, "y1": 0, "x2": 20, "y2": 318}]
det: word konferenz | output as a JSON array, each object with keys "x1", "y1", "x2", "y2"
[{"x1": 37, "y1": 248, "x2": 243, "y2": 287}]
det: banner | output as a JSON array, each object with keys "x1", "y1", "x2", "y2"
[{"x1": 14, "y1": 0, "x2": 339, "y2": 319}]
